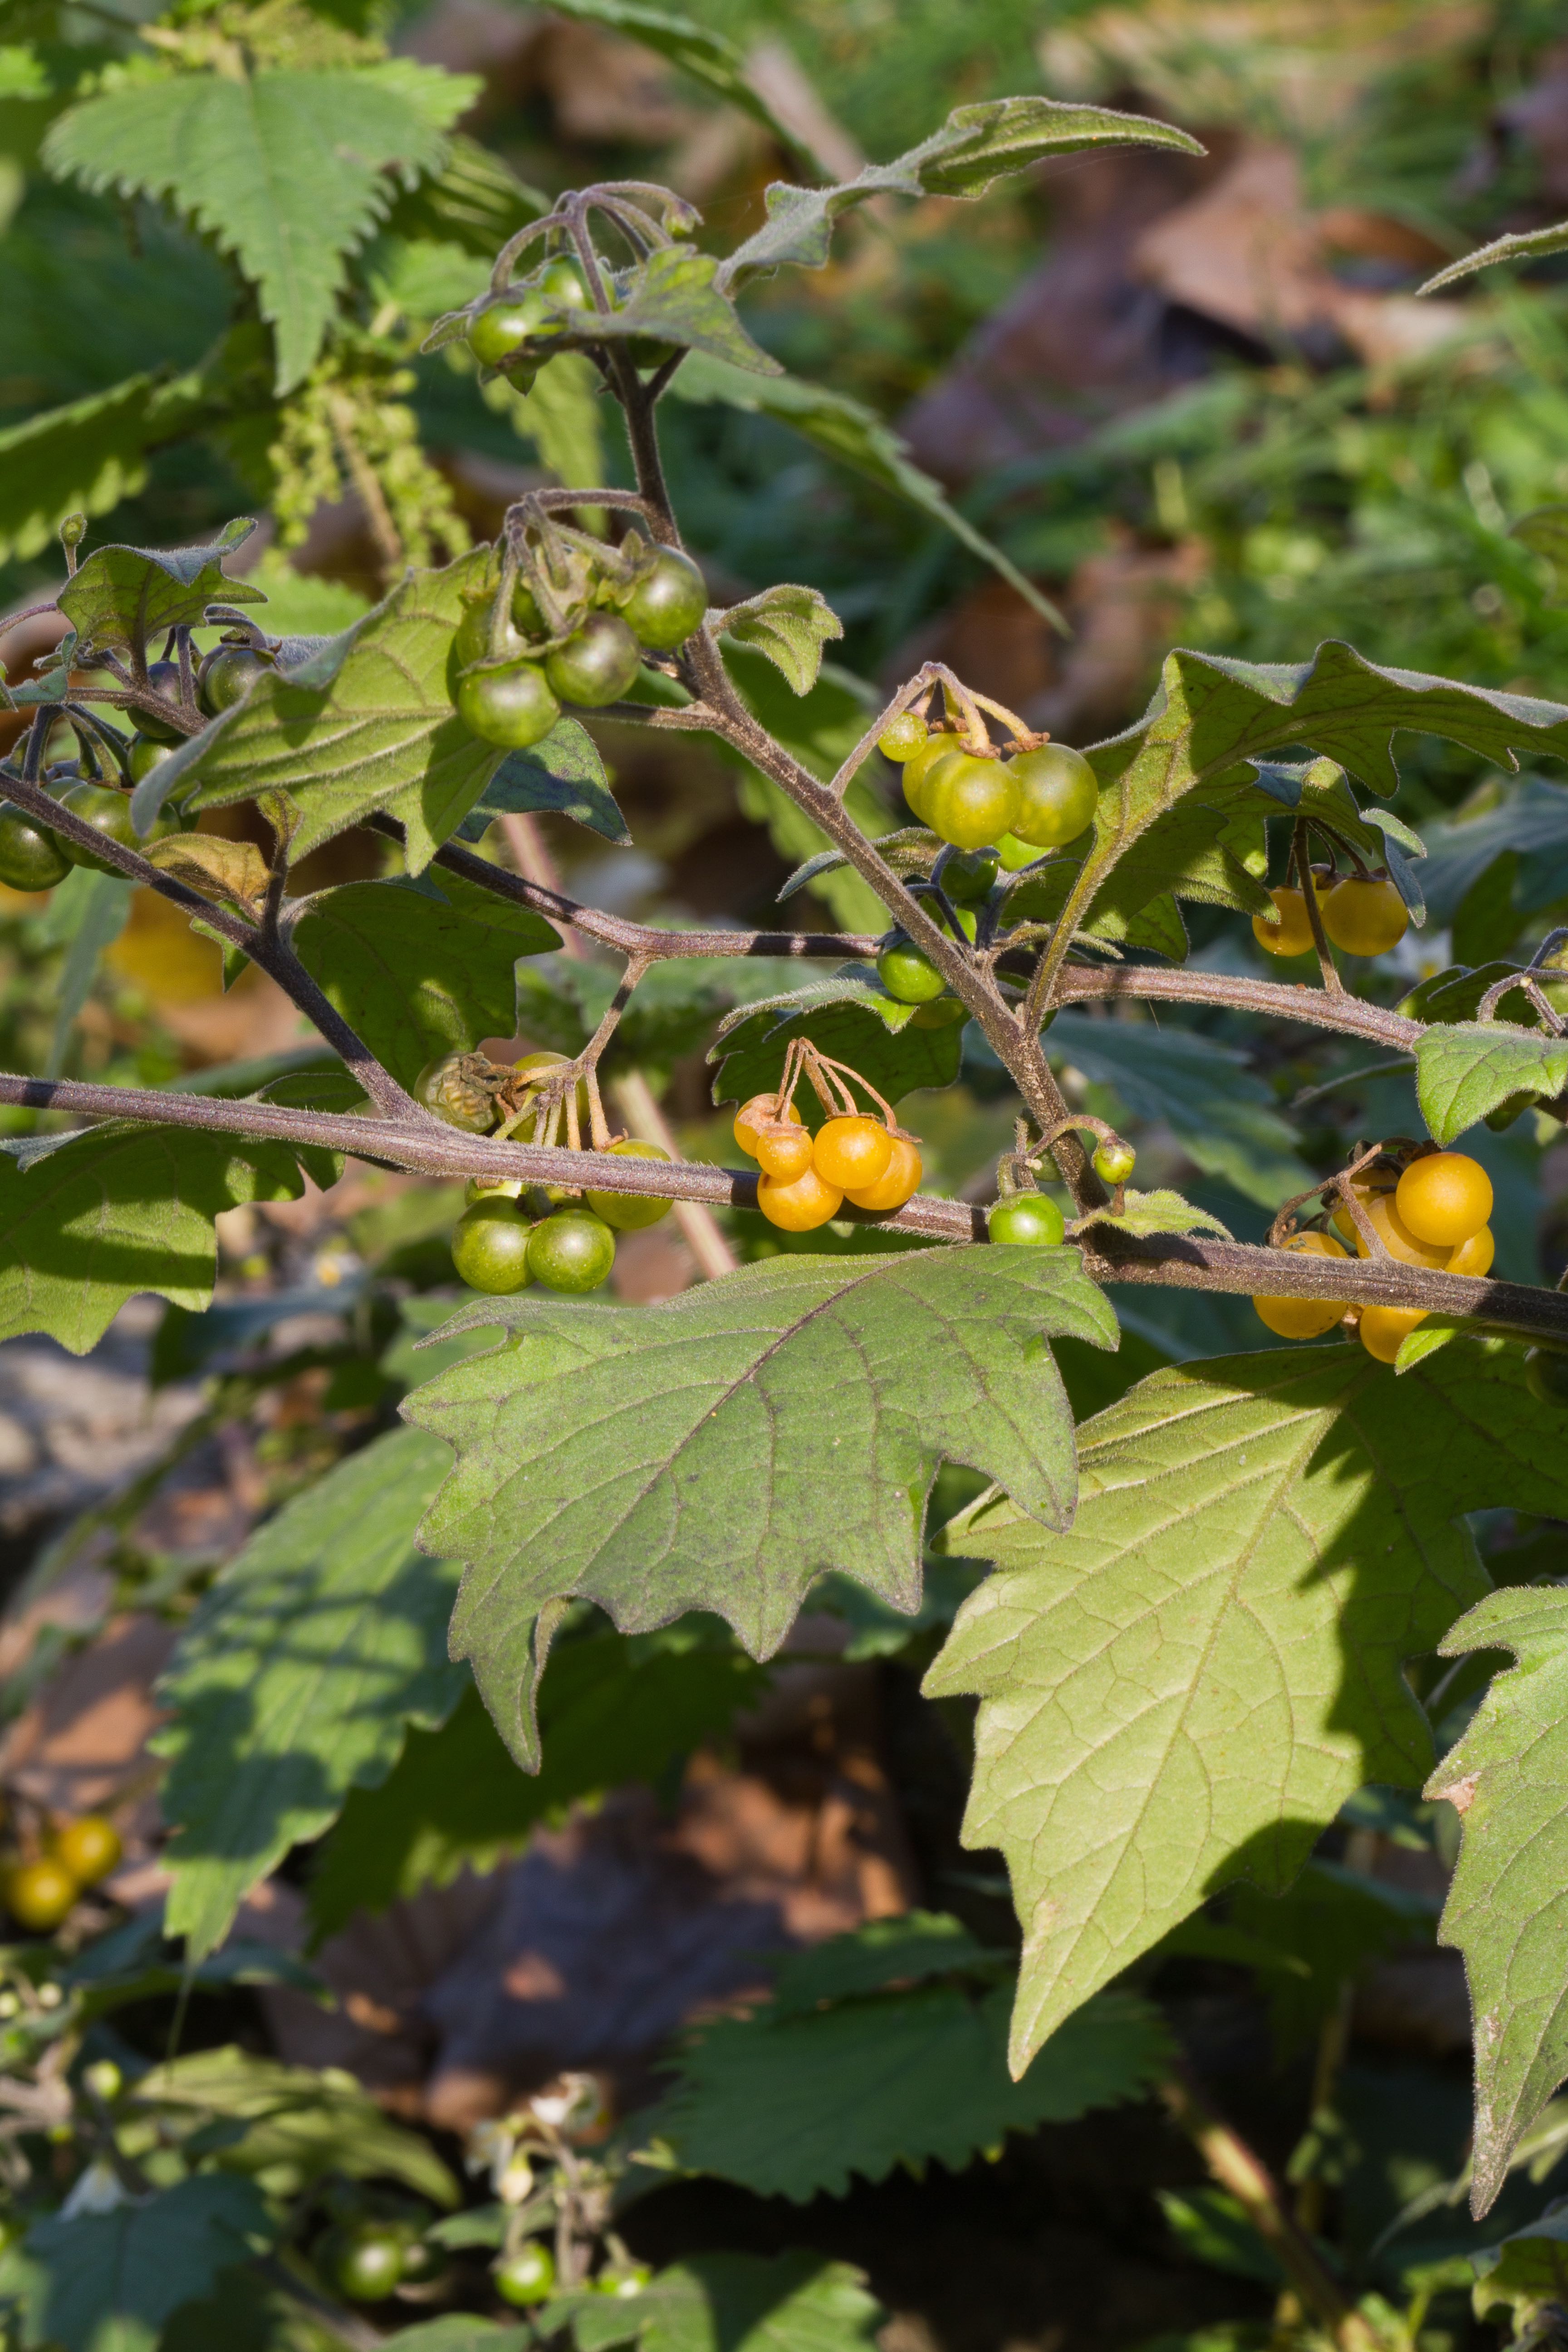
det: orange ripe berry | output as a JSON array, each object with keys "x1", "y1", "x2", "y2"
[
  {"x1": 757, "y1": 1164, "x2": 843, "y2": 1231},
  {"x1": 756, "y1": 1125, "x2": 813, "y2": 1181},
  {"x1": 813, "y1": 1115, "x2": 894, "y2": 1193},
  {"x1": 1359, "y1": 1304, "x2": 1428, "y2": 1363},
  {"x1": 1447, "y1": 1224, "x2": 1495, "y2": 1278},
  {"x1": 1394, "y1": 1152, "x2": 1493, "y2": 1248},
  {"x1": 734, "y1": 1093, "x2": 800, "y2": 1159},
  {"x1": 844, "y1": 1134, "x2": 922, "y2": 1212},
  {"x1": 1251, "y1": 1230, "x2": 1349, "y2": 1339}
]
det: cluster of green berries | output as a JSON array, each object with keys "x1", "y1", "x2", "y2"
[
  {"x1": 986, "y1": 1140, "x2": 1134, "y2": 1248},
  {"x1": 876, "y1": 710, "x2": 1099, "y2": 861},
  {"x1": 0, "y1": 637, "x2": 270, "y2": 894}
]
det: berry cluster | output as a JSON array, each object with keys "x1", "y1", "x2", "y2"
[
  {"x1": 877, "y1": 709, "x2": 1098, "y2": 866},
  {"x1": 1253, "y1": 1147, "x2": 1494, "y2": 1361},
  {"x1": 734, "y1": 1040, "x2": 922, "y2": 1231},
  {"x1": 3, "y1": 1812, "x2": 122, "y2": 1933}
]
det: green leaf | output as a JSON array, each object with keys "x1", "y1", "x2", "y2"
[
  {"x1": 1420, "y1": 218, "x2": 1568, "y2": 293},
  {"x1": 1228, "y1": 1859, "x2": 1433, "y2": 2058},
  {"x1": 669, "y1": 353, "x2": 1067, "y2": 632},
  {"x1": 1426, "y1": 1586, "x2": 1568, "y2": 2213},
  {"x1": 925, "y1": 1341, "x2": 1568, "y2": 2076},
  {"x1": 293, "y1": 872, "x2": 558, "y2": 1092},
  {"x1": 44, "y1": 64, "x2": 477, "y2": 391},
  {"x1": 582, "y1": 245, "x2": 782, "y2": 377},
  {"x1": 1157, "y1": 2191, "x2": 1281, "y2": 2285},
  {"x1": 769, "y1": 1911, "x2": 1001, "y2": 2014},
  {"x1": 308, "y1": 1632, "x2": 768, "y2": 1936},
  {"x1": 515, "y1": 957, "x2": 806, "y2": 1091},
  {"x1": 455, "y1": 722, "x2": 631, "y2": 845},
  {"x1": 1394, "y1": 1316, "x2": 1471, "y2": 1373},
  {"x1": 403, "y1": 1248, "x2": 1117, "y2": 1766},
  {"x1": 1044, "y1": 1013, "x2": 1312, "y2": 1209},
  {"x1": 719, "y1": 586, "x2": 843, "y2": 696},
  {"x1": 140, "y1": 547, "x2": 504, "y2": 870},
  {"x1": 659, "y1": 1979, "x2": 1170, "y2": 2199},
  {"x1": 1070, "y1": 645, "x2": 1568, "y2": 946},
  {"x1": 1471, "y1": 2204, "x2": 1568, "y2": 2323},
  {"x1": 543, "y1": 2254, "x2": 883, "y2": 2352},
  {"x1": 721, "y1": 96, "x2": 1203, "y2": 282},
  {"x1": 0, "y1": 375, "x2": 161, "y2": 565},
  {"x1": 1512, "y1": 503, "x2": 1568, "y2": 603},
  {"x1": 709, "y1": 974, "x2": 965, "y2": 1123},
  {"x1": 1417, "y1": 781, "x2": 1568, "y2": 927},
  {"x1": 154, "y1": 1428, "x2": 465, "y2": 1961},
  {"x1": 56, "y1": 518, "x2": 262, "y2": 651},
  {"x1": 255, "y1": 1064, "x2": 369, "y2": 1193},
  {"x1": 382, "y1": 2325, "x2": 531, "y2": 2352},
  {"x1": 1068, "y1": 1189, "x2": 1233, "y2": 1242},
  {"x1": 130, "y1": 2046, "x2": 458, "y2": 2204},
  {"x1": 540, "y1": 0, "x2": 808, "y2": 157},
  {"x1": 45, "y1": 869, "x2": 132, "y2": 1080},
  {"x1": 22, "y1": 2176, "x2": 275, "y2": 2352},
  {"x1": 1415, "y1": 1023, "x2": 1568, "y2": 1144},
  {"x1": 0, "y1": 1124, "x2": 309, "y2": 1356}
]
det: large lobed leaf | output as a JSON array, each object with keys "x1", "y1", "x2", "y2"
[
  {"x1": 926, "y1": 1340, "x2": 1568, "y2": 2076},
  {"x1": 1427, "y1": 1586, "x2": 1568, "y2": 2214},
  {"x1": 721, "y1": 95, "x2": 1203, "y2": 284},
  {"x1": 544, "y1": 2253, "x2": 883, "y2": 2352},
  {"x1": 403, "y1": 1249, "x2": 1117, "y2": 1766},
  {"x1": 139, "y1": 547, "x2": 504, "y2": 870},
  {"x1": 44, "y1": 63, "x2": 476, "y2": 391},
  {"x1": 0, "y1": 1124, "x2": 313, "y2": 1356},
  {"x1": 308, "y1": 1632, "x2": 768, "y2": 1936},
  {"x1": 20, "y1": 2176, "x2": 274, "y2": 2352},
  {"x1": 293, "y1": 871, "x2": 559, "y2": 1091},
  {"x1": 155, "y1": 1429, "x2": 466, "y2": 1961}
]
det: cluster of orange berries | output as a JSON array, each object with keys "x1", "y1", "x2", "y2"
[
  {"x1": 1253, "y1": 875, "x2": 1409, "y2": 960},
  {"x1": 1254, "y1": 1150, "x2": 1494, "y2": 1362},
  {"x1": 734, "y1": 1045, "x2": 922, "y2": 1230},
  {"x1": 4, "y1": 1813, "x2": 122, "y2": 1933}
]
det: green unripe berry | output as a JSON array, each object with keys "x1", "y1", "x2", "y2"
[
  {"x1": 877, "y1": 711, "x2": 928, "y2": 764},
  {"x1": 495, "y1": 2240, "x2": 556, "y2": 2306},
  {"x1": 451, "y1": 1198, "x2": 534, "y2": 1294},
  {"x1": 941, "y1": 848, "x2": 999, "y2": 903},
  {"x1": 1093, "y1": 1141, "x2": 1137, "y2": 1185},
  {"x1": 527, "y1": 1208, "x2": 617, "y2": 1293},
  {"x1": 988, "y1": 1194, "x2": 1066, "y2": 1247},
  {"x1": 877, "y1": 937, "x2": 946, "y2": 1004}
]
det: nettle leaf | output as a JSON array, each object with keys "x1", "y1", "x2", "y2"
[
  {"x1": 544, "y1": 2254, "x2": 883, "y2": 2352},
  {"x1": 154, "y1": 1428, "x2": 466, "y2": 1961},
  {"x1": 722, "y1": 95, "x2": 1202, "y2": 284},
  {"x1": 925, "y1": 1341, "x2": 1568, "y2": 2075},
  {"x1": 670, "y1": 354, "x2": 1065, "y2": 632},
  {"x1": 1415, "y1": 1023, "x2": 1568, "y2": 1144},
  {"x1": 140, "y1": 547, "x2": 503, "y2": 871},
  {"x1": 309, "y1": 1632, "x2": 767, "y2": 1935},
  {"x1": 383, "y1": 131, "x2": 545, "y2": 259},
  {"x1": 44, "y1": 64, "x2": 475, "y2": 391},
  {"x1": 1067, "y1": 1188, "x2": 1232, "y2": 1242},
  {"x1": 1426, "y1": 1587, "x2": 1568, "y2": 2213},
  {"x1": 56, "y1": 517, "x2": 262, "y2": 650},
  {"x1": 0, "y1": 1124, "x2": 309, "y2": 1356},
  {"x1": 132, "y1": 2047, "x2": 458, "y2": 2204},
  {"x1": 659, "y1": 1970, "x2": 1169, "y2": 2199},
  {"x1": 22, "y1": 2175, "x2": 274, "y2": 2352},
  {"x1": 1072, "y1": 646, "x2": 1568, "y2": 944},
  {"x1": 454, "y1": 721, "x2": 630, "y2": 845},
  {"x1": 710, "y1": 975, "x2": 965, "y2": 1125},
  {"x1": 1043, "y1": 1012, "x2": 1312, "y2": 1210},
  {"x1": 293, "y1": 872, "x2": 558, "y2": 1092},
  {"x1": 403, "y1": 1250, "x2": 1116, "y2": 1766},
  {"x1": 719, "y1": 586, "x2": 844, "y2": 697},
  {"x1": 771, "y1": 1912, "x2": 1001, "y2": 2012},
  {"x1": 1421, "y1": 217, "x2": 1568, "y2": 293}
]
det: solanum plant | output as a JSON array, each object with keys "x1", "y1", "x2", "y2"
[{"x1": 10, "y1": 82, "x2": 1568, "y2": 2352}]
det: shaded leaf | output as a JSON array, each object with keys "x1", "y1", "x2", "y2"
[
  {"x1": 1068, "y1": 1188, "x2": 1232, "y2": 1242},
  {"x1": 1427, "y1": 1588, "x2": 1568, "y2": 2213},
  {"x1": 22, "y1": 2175, "x2": 274, "y2": 2352},
  {"x1": 0, "y1": 373, "x2": 175, "y2": 566},
  {"x1": 454, "y1": 721, "x2": 630, "y2": 844},
  {"x1": 1415, "y1": 1023, "x2": 1568, "y2": 1144},
  {"x1": 154, "y1": 1428, "x2": 465, "y2": 1961},
  {"x1": 1158, "y1": 2190, "x2": 1281, "y2": 2285},
  {"x1": 709, "y1": 974, "x2": 965, "y2": 1124},
  {"x1": 926, "y1": 1341, "x2": 1568, "y2": 2074},
  {"x1": 293, "y1": 872, "x2": 558, "y2": 1091},
  {"x1": 719, "y1": 585, "x2": 843, "y2": 696},
  {"x1": 139, "y1": 547, "x2": 503, "y2": 871},
  {"x1": 44, "y1": 64, "x2": 475, "y2": 391},
  {"x1": 131, "y1": 2046, "x2": 458, "y2": 2205},
  {"x1": 57, "y1": 518, "x2": 261, "y2": 651},
  {"x1": 769, "y1": 1911, "x2": 1000, "y2": 2016},
  {"x1": 1471, "y1": 2204, "x2": 1568, "y2": 2323},
  {"x1": 308, "y1": 1632, "x2": 768, "y2": 1936},
  {"x1": 669, "y1": 353, "x2": 1066, "y2": 631},
  {"x1": 1229, "y1": 1858, "x2": 1433, "y2": 2058},
  {"x1": 403, "y1": 1249, "x2": 1117, "y2": 1766},
  {"x1": 382, "y1": 132, "x2": 545, "y2": 259},
  {"x1": 514, "y1": 956, "x2": 805, "y2": 1089},
  {"x1": 1417, "y1": 781, "x2": 1568, "y2": 927},
  {"x1": 659, "y1": 1978, "x2": 1170, "y2": 2199},
  {"x1": 0, "y1": 1124, "x2": 309, "y2": 1355},
  {"x1": 543, "y1": 2254, "x2": 883, "y2": 2352},
  {"x1": 721, "y1": 96, "x2": 1202, "y2": 283}
]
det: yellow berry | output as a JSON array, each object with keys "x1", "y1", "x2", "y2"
[
  {"x1": 1395, "y1": 1152, "x2": 1493, "y2": 1248},
  {"x1": 1359, "y1": 1304, "x2": 1428, "y2": 1363},
  {"x1": 1251, "y1": 1230, "x2": 1349, "y2": 1340},
  {"x1": 757, "y1": 1165, "x2": 843, "y2": 1231}
]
